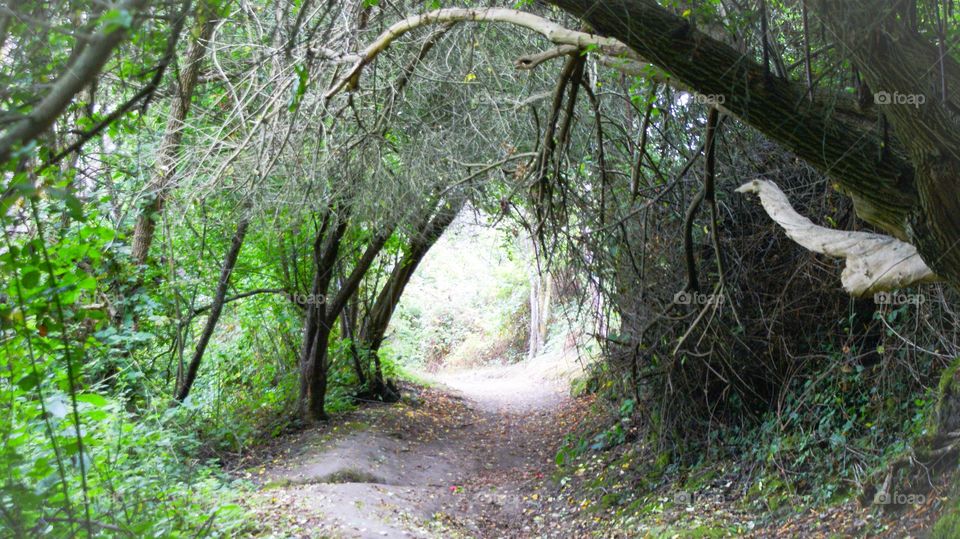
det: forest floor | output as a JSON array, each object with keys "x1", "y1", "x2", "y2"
[
  {"x1": 237, "y1": 351, "x2": 590, "y2": 538},
  {"x1": 234, "y1": 355, "x2": 950, "y2": 538}
]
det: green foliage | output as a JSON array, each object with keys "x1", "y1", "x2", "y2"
[
  {"x1": 0, "y1": 183, "x2": 249, "y2": 534},
  {"x1": 932, "y1": 501, "x2": 960, "y2": 539},
  {"x1": 2, "y1": 389, "x2": 251, "y2": 536},
  {"x1": 3, "y1": 0, "x2": 960, "y2": 535}
]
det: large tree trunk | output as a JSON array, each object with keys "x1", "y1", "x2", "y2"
[
  {"x1": 545, "y1": 0, "x2": 960, "y2": 288},
  {"x1": 298, "y1": 212, "x2": 396, "y2": 420},
  {"x1": 175, "y1": 216, "x2": 249, "y2": 402},
  {"x1": 805, "y1": 0, "x2": 960, "y2": 286},
  {"x1": 131, "y1": 9, "x2": 218, "y2": 266},
  {"x1": 546, "y1": 0, "x2": 960, "y2": 500}
]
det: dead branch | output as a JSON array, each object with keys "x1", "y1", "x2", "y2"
[
  {"x1": 325, "y1": 8, "x2": 632, "y2": 99},
  {"x1": 736, "y1": 179, "x2": 940, "y2": 296}
]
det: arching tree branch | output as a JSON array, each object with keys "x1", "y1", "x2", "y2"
[
  {"x1": 325, "y1": 8, "x2": 635, "y2": 99},
  {"x1": 0, "y1": 0, "x2": 149, "y2": 164}
]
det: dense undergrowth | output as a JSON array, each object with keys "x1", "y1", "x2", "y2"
[{"x1": 552, "y1": 280, "x2": 959, "y2": 534}]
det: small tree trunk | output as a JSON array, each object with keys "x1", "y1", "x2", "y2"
[
  {"x1": 526, "y1": 237, "x2": 552, "y2": 360},
  {"x1": 298, "y1": 212, "x2": 348, "y2": 420},
  {"x1": 131, "y1": 10, "x2": 217, "y2": 266},
  {"x1": 359, "y1": 196, "x2": 465, "y2": 394},
  {"x1": 341, "y1": 294, "x2": 366, "y2": 386},
  {"x1": 298, "y1": 215, "x2": 395, "y2": 420},
  {"x1": 539, "y1": 272, "x2": 552, "y2": 347},
  {"x1": 175, "y1": 217, "x2": 249, "y2": 402},
  {"x1": 528, "y1": 270, "x2": 542, "y2": 360}
]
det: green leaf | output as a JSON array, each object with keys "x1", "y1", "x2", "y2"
[
  {"x1": 45, "y1": 395, "x2": 68, "y2": 419},
  {"x1": 77, "y1": 393, "x2": 109, "y2": 407},
  {"x1": 16, "y1": 371, "x2": 40, "y2": 391},
  {"x1": 289, "y1": 64, "x2": 309, "y2": 112},
  {"x1": 77, "y1": 276, "x2": 97, "y2": 290},
  {"x1": 21, "y1": 269, "x2": 40, "y2": 288},
  {"x1": 99, "y1": 8, "x2": 133, "y2": 33}
]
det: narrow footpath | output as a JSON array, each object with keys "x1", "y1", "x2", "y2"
[{"x1": 242, "y1": 359, "x2": 587, "y2": 538}]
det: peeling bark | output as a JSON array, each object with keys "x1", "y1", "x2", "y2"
[{"x1": 736, "y1": 179, "x2": 939, "y2": 295}]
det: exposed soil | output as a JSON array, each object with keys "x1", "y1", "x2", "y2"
[
  {"x1": 236, "y1": 353, "x2": 950, "y2": 538},
  {"x1": 239, "y1": 355, "x2": 589, "y2": 538}
]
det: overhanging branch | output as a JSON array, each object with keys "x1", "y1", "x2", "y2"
[
  {"x1": 325, "y1": 8, "x2": 636, "y2": 99},
  {"x1": 0, "y1": 0, "x2": 149, "y2": 164}
]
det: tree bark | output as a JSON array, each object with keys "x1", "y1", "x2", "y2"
[
  {"x1": 0, "y1": 0, "x2": 149, "y2": 164},
  {"x1": 546, "y1": 0, "x2": 916, "y2": 240},
  {"x1": 298, "y1": 212, "x2": 396, "y2": 420},
  {"x1": 298, "y1": 210, "x2": 349, "y2": 420},
  {"x1": 805, "y1": 0, "x2": 960, "y2": 286},
  {"x1": 546, "y1": 0, "x2": 960, "y2": 288},
  {"x1": 175, "y1": 217, "x2": 249, "y2": 402},
  {"x1": 358, "y1": 195, "x2": 465, "y2": 393},
  {"x1": 131, "y1": 9, "x2": 218, "y2": 266}
]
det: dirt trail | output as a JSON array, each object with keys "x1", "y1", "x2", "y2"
[{"x1": 245, "y1": 354, "x2": 586, "y2": 538}]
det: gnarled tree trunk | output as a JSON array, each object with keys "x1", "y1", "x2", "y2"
[{"x1": 545, "y1": 0, "x2": 960, "y2": 286}]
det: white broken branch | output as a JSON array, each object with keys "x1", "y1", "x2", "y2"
[
  {"x1": 736, "y1": 179, "x2": 940, "y2": 296},
  {"x1": 325, "y1": 8, "x2": 638, "y2": 99}
]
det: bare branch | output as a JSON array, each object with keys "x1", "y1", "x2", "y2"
[
  {"x1": 736, "y1": 179, "x2": 940, "y2": 296},
  {"x1": 0, "y1": 0, "x2": 149, "y2": 163},
  {"x1": 325, "y1": 8, "x2": 632, "y2": 99}
]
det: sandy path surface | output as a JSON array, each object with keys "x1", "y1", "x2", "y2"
[{"x1": 243, "y1": 354, "x2": 586, "y2": 538}]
